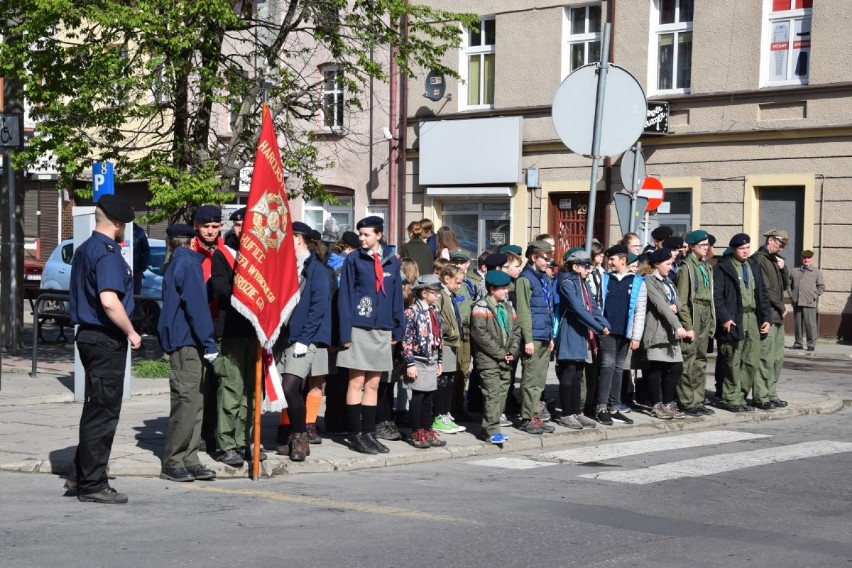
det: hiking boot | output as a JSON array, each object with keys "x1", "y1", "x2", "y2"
[
  {"x1": 596, "y1": 410, "x2": 613, "y2": 425},
  {"x1": 218, "y1": 449, "x2": 245, "y2": 466},
  {"x1": 531, "y1": 417, "x2": 555, "y2": 433},
  {"x1": 376, "y1": 420, "x2": 402, "y2": 441},
  {"x1": 408, "y1": 428, "x2": 431, "y2": 449},
  {"x1": 77, "y1": 487, "x2": 128, "y2": 504},
  {"x1": 275, "y1": 435, "x2": 293, "y2": 457},
  {"x1": 363, "y1": 432, "x2": 390, "y2": 454},
  {"x1": 556, "y1": 415, "x2": 584, "y2": 430},
  {"x1": 160, "y1": 467, "x2": 195, "y2": 482},
  {"x1": 426, "y1": 428, "x2": 447, "y2": 447},
  {"x1": 186, "y1": 464, "x2": 216, "y2": 480},
  {"x1": 306, "y1": 423, "x2": 322, "y2": 444},
  {"x1": 289, "y1": 432, "x2": 310, "y2": 462},
  {"x1": 518, "y1": 419, "x2": 544, "y2": 435},
  {"x1": 609, "y1": 410, "x2": 634, "y2": 424},
  {"x1": 276, "y1": 424, "x2": 291, "y2": 444},
  {"x1": 349, "y1": 433, "x2": 378, "y2": 455},
  {"x1": 652, "y1": 403, "x2": 672, "y2": 420},
  {"x1": 575, "y1": 414, "x2": 597, "y2": 428},
  {"x1": 666, "y1": 401, "x2": 686, "y2": 419}
]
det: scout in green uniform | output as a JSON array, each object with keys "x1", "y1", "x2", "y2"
[{"x1": 675, "y1": 230, "x2": 716, "y2": 416}]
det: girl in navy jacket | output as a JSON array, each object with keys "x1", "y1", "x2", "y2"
[{"x1": 337, "y1": 216, "x2": 405, "y2": 454}]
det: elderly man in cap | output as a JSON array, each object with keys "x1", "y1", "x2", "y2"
[
  {"x1": 713, "y1": 233, "x2": 772, "y2": 412},
  {"x1": 751, "y1": 229, "x2": 792, "y2": 409},
  {"x1": 515, "y1": 240, "x2": 556, "y2": 434},
  {"x1": 675, "y1": 229, "x2": 717, "y2": 416},
  {"x1": 790, "y1": 250, "x2": 824, "y2": 352},
  {"x1": 158, "y1": 224, "x2": 219, "y2": 482},
  {"x1": 192, "y1": 204, "x2": 225, "y2": 452},
  {"x1": 68, "y1": 195, "x2": 142, "y2": 504}
]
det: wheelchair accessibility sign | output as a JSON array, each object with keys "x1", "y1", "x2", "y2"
[{"x1": 0, "y1": 114, "x2": 23, "y2": 149}]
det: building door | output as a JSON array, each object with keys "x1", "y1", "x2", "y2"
[
  {"x1": 758, "y1": 186, "x2": 804, "y2": 267},
  {"x1": 548, "y1": 192, "x2": 607, "y2": 263}
]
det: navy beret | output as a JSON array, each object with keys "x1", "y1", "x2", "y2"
[
  {"x1": 729, "y1": 233, "x2": 750, "y2": 248},
  {"x1": 291, "y1": 221, "x2": 312, "y2": 236},
  {"x1": 663, "y1": 236, "x2": 683, "y2": 249},
  {"x1": 229, "y1": 207, "x2": 246, "y2": 221},
  {"x1": 484, "y1": 252, "x2": 508, "y2": 270},
  {"x1": 605, "y1": 244, "x2": 628, "y2": 257},
  {"x1": 97, "y1": 194, "x2": 135, "y2": 224},
  {"x1": 356, "y1": 216, "x2": 384, "y2": 231},
  {"x1": 309, "y1": 229, "x2": 322, "y2": 242},
  {"x1": 651, "y1": 226, "x2": 673, "y2": 240},
  {"x1": 194, "y1": 205, "x2": 222, "y2": 224},
  {"x1": 166, "y1": 223, "x2": 197, "y2": 238},
  {"x1": 485, "y1": 270, "x2": 511, "y2": 287},
  {"x1": 341, "y1": 231, "x2": 360, "y2": 248},
  {"x1": 647, "y1": 248, "x2": 673, "y2": 265}
]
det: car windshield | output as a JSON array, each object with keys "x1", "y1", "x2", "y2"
[{"x1": 148, "y1": 245, "x2": 166, "y2": 276}]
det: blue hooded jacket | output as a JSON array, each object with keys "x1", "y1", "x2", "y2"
[
  {"x1": 555, "y1": 271, "x2": 609, "y2": 361},
  {"x1": 158, "y1": 247, "x2": 217, "y2": 355}
]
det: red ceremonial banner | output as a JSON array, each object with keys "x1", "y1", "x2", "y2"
[{"x1": 231, "y1": 104, "x2": 300, "y2": 349}]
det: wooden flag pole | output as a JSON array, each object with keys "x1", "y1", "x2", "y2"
[{"x1": 252, "y1": 344, "x2": 263, "y2": 480}]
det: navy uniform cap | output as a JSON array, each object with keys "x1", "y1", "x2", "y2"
[
  {"x1": 483, "y1": 252, "x2": 508, "y2": 270},
  {"x1": 195, "y1": 205, "x2": 222, "y2": 224},
  {"x1": 291, "y1": 221, "x2": 312, "y2": 236},
  {"x1": 97, "y1": 194, "x2": 135, "y2": 223},
  {"x1": 485, "y1": 270, "x2": 511, "y2": 287},
  {"x1": 605, "y1": 244, "x2": 628, "y2": 257},
  {"x1": 651, "y1": 226, "x2": 673, "y2": 241},
  {"x1": 356, "y1": 216, "x2": 384, "y2": 231},
  {"x1": 166, "y1": 223, "x2": 197, "y2": 238},
  {"x1": 647, "y1": 248, "x2": 672, "y2": 265},
  {"x1": 230, "y1": 207, "x2": 246, "y2": 222}
]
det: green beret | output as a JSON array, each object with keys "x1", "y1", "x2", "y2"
[
  {"x1": 498, "y1": 244, "x2": 523, "y2": 256},
  {"x1": 485, "y1": 270, "x2": 511, "y2": 288},
  {"x1": 685, "y1": 230, "x2": 709, "y2": 245}
]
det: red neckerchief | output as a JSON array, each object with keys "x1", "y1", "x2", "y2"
[{"x1": 372, "y1": 250, "x2": 385, "y2": 294}]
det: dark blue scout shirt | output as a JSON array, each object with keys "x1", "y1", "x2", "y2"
[
  {"x1": 337, "y1": 247, "x2": 405, "y2": 343},
  {"x1": 157, "y1": 247, "x2": 217, "y2": 355},
  {"x1": 285, "y1": 253, "x2": 332, "y2": 347},
  {"x1": 70, "y1": 231, "x2": 135, "y2": 335}
]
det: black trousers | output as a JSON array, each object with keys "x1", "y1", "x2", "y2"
[{"x1": 75, "y1": 328, "x2": 127, "y2": 495}]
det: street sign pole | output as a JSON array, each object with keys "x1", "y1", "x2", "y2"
[
  {"x1": 584, "y1": 23, "x2": 612, "y2": 255},
  {"x1": 627, "y1": 142, "x2": 643, "y2": 234}
]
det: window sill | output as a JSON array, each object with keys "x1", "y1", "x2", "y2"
[
  {"x1": 761, "y1": 80, "x2": 809, "y2": 89},
  {"x1": 314, "y1": 127, "x2": 346, "y2": 138},
  {"x1": 459, "y1": 104, "x2": 495, "y2": 112},
  {"x1": 649, "y1": 88, "x2": 690, "y2": 97}
]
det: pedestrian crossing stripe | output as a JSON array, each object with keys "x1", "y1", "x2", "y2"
[
  {"x1": 580, "y1": 440, "x2": 852, "y2": 484},
  {"x1": 468, "y1": 431, "x2": 770, "y2": 470},
  {"x1": 540, "y1": 430, "x2": 770, "y2": 464}
]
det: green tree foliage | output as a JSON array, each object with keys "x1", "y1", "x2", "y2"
[{"x1": 0, "y1": 0, "x2": 473, "y2": 222}]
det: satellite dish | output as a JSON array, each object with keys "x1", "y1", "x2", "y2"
[{"x1": 424, "y1": 70, "x2": 446, "y2": 101}]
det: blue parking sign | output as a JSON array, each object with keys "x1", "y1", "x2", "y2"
[{"x1": 92, "y1": 161, "x2": 115, "y2": 202}]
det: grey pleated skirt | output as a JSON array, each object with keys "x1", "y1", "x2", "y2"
[{"x1": 336, "y1": 327, "x2": 393, "y2": 372}]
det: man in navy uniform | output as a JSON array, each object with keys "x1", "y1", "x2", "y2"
[{"x1": 69, "y1": 194, "x2": 142, "y2": 504}]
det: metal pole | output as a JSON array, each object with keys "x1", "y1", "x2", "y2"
[
  {"x1": 7, "y1": 152, "x2": 16, "y2": 354},
  {"x1": 628, "y1": 142, "x2": 642, "y2": 233},
  {"x1": 584, "y1": 23, "x2": 612, "y2": 255}
]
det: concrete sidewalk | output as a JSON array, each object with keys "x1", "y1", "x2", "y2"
[{"x1": 0, "y1": 333, "x2": 850, "y2": 480}]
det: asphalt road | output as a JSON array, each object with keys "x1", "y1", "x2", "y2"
[{"x1": 2, "y1": 408, "x2": 850, "y2": 568}]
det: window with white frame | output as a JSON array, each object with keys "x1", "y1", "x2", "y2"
[
  {"x1": 562, "y1": 4, "x2": 602, "y2": 79},
  {"x1": 649, "y1": 0, "x2": 693, "y2": 94},
  {"x1": 321, "y1": 65, "x2": 344, "y2": 130},
  {"x1": 763, "y1": 0, "x2": 812, "y2": 86},
  {"x1": 461, "y1": 17, "x2": 495, "y2": 109}
]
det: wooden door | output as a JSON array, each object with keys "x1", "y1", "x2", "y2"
[{"x1": 548, "y1": 192, "x2": 607, "y2": 263}]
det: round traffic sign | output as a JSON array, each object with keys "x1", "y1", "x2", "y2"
[
  {"x1": 639, "y1": 177, "x2": 665, "y2": 211},
  {"x1": 551, "y1": 64, "x2": 647, "y2": 158}
]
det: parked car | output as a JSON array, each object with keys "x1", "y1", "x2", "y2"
[
  {"x1": 23, "y1": 249, "x2": 46, "y2": 300},
  {"x1": 41, "y1": 238, "x2": 165, "y2": 335}
]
